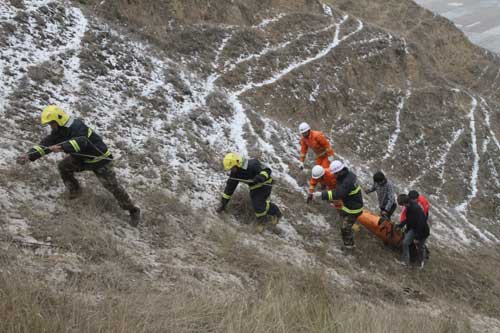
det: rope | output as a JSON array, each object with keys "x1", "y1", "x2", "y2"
[
  {"x1": 228, "y1": 177, "x2": 292, "y2": 190},
  {"x1": 0, "y1": 237, "x2": 60, "y2": 248},
  {"x1": 1, "y1": 134, "x2": 115, "y2": 161}
]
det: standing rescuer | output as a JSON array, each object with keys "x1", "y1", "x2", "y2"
[
  {"x1": 311, "y1": 160, "x2": 363, "y2": 250},
  {"x1": 16, "y1": 105, "x2": 141, "y2": 227},
  {"x1": 365, "y1": 171, "x2": 397, "y2": 220},
  {"x1": 408, "y1": 190, "x2": 430, "y2": 224},
  {"x1": 217, "y1": 152, "x2": 282, "y2": 233},
  {"x1": 298, "y1": 122, "x2": 334, "y2": 170},
  {"x1": 395, "y1": 193, "x2": 430, "y2": 268}
]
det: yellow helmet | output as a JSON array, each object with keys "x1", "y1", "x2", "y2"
[
  {"x1": 223, "y1": 152, "x2": 243, "y2": 171},
  {"x1": 41, "y1": 105, "x2": 69, "y2": 126}
]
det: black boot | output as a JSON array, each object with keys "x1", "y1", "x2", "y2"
[
  {"x1": 341, "y1": 225, "x2": 355, "y2": 250},
  {"x1": 129, "y1": 207, "x2": 141, "y2": 227}
]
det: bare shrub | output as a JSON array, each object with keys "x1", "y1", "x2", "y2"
[
  {"x1": 32, "y1": 217, "x2": 121, "y2": 263},
  {"x1": 207, "y1": 92, "x2": 233, "y2": 119},
  {"x1": 28, "y1": 191, "x2": 129, "y2": 263},
  {"x1": 223, "y1": 189, "x2": 256, "y2": 225},
  {"x1": 141, "y1": 188, "x2": 191, "y2": 220},
  {"x1": 27, "y1": 61, "x2": 63, "y2": 85}
]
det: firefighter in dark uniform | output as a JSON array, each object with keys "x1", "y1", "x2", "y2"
[
  {"x1": 217, "y1": 152, "x2": 282, "y2": 233},
  {"x1": 311, "y1": 160, "x2": 363, "y2": 250},
  {"x1": 16, "y1": 105, "x2": 141, "y2": 227}
]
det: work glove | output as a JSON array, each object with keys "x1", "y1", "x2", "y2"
[
  {"x1": 49, "y1": 145, "x2": 63, "y2": 153},
  {"x1": 16, "y1": 155, "x2": 29, "y2": 165},
  {"x1": 299, "y1": 162, "x2": 305, "y2": 170},
  {"x1": 306, "y1": 193, "x2": 313, "y2": 204},
  {"x1": 253, "y1": 174, "x2": 266, "y2": 184},
  {"x1": 328, "y1": 155, "x2": 334, "y2": 162}
]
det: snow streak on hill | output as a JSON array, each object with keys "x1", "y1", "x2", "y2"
[{"x1": 0, "y1": 0, "x2": 498, "y2": 254}]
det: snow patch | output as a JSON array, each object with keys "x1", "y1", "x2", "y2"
[
  {"x1": 479, "y1": 97, "x2": 500, "y2": 151},
  {"x1": 253, "y1": 14, "x2": 285, "y2": 29},
  {"x1": 455, "y1": 94, "x2": 479, "y2": 212},
  {"x1": 322, "y1": 4, "x2": 333, "y2": 17},
  {"x1": 384, "y1": 83, "x2": 412, "y2": 158}
]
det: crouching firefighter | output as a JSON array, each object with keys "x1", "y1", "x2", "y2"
[
  {"x1": 16, "y1": 105, "x2": 141, "y2": 227},
  {"x1": 307, "y1": 165, "x2": 337, "y2": 204},
  {"x1": 311, "y1": 160, "x2": 363, "y2": 250},
  {"x1": 217, "y1": 153, "x2": 282, "y2": 233}
]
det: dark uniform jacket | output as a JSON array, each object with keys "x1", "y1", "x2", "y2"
[
  {"x1": 400, "y1": 201, "x2": 430, "y2": 240},
  {"x1": 321, "y1": 168, "x2": 363, "y2": 215},
  {"x1": 28, "y1": 118, "x2": 112, "y2": 169},
  {"x1": 222, "y1": 159, "x2": 272, "y2": 202}
]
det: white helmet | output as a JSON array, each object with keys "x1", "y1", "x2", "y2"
[
  {"x1": 311, "y1": 165, "x2": 325, "y2": 179},
  {"x1": 299, "y1": 122, "x2": 311, "y2": 134},
  {"x1": 330, "y1": 160, "x2": 345, "y2": 174}
]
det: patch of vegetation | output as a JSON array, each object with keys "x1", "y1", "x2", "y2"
[{"x1": 0, "y1": 263, "x2": 472, "y2": 332}]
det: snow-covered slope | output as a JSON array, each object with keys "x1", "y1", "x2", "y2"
[
  {"x1": 0, "y1": 0, "x2": 499, "y2": 329},
  {"x1": 1, "y1": 0, "x2": 498, "y2": 247}
]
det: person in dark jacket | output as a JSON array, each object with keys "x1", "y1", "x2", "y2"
[
  {"x1": 312, "y1": 160, "x2": 363, "y2": 249},
  {"x1": 408, "y1": 190, "x2": 430, "y2": 224},
  {"x1": 217, "y1": 152, "x2": 282, "y2": 233},
  {"x1": 16, "y1": 105, "x2": 141, "y2": 227},
  {"x1": 395, "y1": 194, "x2": 430, "y2": 268},
  {"x1": 365, "y1": 171, "x2": 397, "y2": 220}
]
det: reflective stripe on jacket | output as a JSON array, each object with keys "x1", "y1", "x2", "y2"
[
  {"x1": 321, "y1": 168, "x2": 363, "y2": 215},
  {"x1": 222, "y1": 159, "x2": 273, "y2": 201},
  {"x1": 28, "y1": 118, "x2": 112, "y2": 168}
]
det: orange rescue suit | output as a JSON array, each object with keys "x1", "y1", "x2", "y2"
[
  {"x1": 300, "y1": 130, "x2": 334, "y2": 169},
  {"x1": 308, "y1": 169, "x2": 337, "y2": 193}
]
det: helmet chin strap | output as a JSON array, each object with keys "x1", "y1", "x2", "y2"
[{"x1": 63, "y1": 116, "x2": 74, "y2": 128}]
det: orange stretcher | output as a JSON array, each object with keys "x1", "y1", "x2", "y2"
[{"x1": 356, "y1": 210, "x2": 403, "y2": 247}]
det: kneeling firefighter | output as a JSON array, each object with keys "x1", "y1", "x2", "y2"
[
  {"x1": 311, "y1": 160, "x2": 363, "y2": 249},
  {"x1": 217, "y1": 153, "x2": 282, "y2": 233}
]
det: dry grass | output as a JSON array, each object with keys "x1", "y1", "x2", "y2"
[
  {"x1": 1, "y1": 178, "x2": 497, "y2": 332},
  {"x1": 221, "y1": 189, "x2": 258, "y2": 226},
  {"x1": 27, "y1": 61, "x2": 63, "y2": 85},
  {"x1": 0, "y1": 263, "x2": 472, "y2": 333}
]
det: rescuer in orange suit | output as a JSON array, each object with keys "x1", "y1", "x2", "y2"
[
  {"x1": 306, "y1": 165, "x2": 337, "y2": 204},
  {"x1": 298, "y1": 122, "x2": 334, "y2": 170}
]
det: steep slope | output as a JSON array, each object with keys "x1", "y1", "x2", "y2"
[{"x1": 0, "y1": 0, "x2": 499, "y2": 331}]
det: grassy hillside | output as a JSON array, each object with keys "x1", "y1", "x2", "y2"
[{"x1": 0, "y1": 0, "x2": 499, "y2": 331}]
